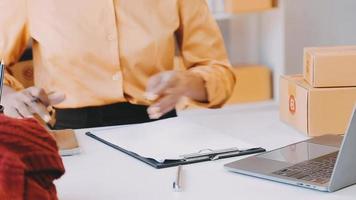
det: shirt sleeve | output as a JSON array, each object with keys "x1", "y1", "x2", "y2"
[
  {"x1": 176, "y1": 0, "x2": 236, "y2": 108},
  {"x1": 0, "y1": 0, "x2": 30, "y2": 90}
]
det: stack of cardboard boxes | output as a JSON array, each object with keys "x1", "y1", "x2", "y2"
[{"x1": 280, "y1": 46, "x2": 356, "y2": 137}]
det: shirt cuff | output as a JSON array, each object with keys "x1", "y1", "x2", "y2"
[{"x1": 188, "y1": 65, "x2": 235, "y2": 108}]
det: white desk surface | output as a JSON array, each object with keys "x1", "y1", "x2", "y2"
[{"x1": 55, "y1": 101, "x2": 356, "y2": 200}]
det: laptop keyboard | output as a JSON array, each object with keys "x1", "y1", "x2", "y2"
[{"x1": 272, "y1": 151, "x2": 338, "y2": 184}]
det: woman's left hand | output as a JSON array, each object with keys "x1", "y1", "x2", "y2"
[{"x1": 145, "y1": 70, "x2": 207, "y2": 119}]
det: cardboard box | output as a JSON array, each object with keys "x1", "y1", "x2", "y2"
[
  {"x1": 226, "y1": 65, "x2": 272, "y2": 104},
  {"x1": 176, "y1": 65, "x2": 273, "y2": 110},
  {"x1": 304, "y1": 46, "x2": 356, "y2": 87},
  {"x1": 225, "y1": 0, "x2": 278, "y2": 13},
  {"x1": 51, "y1": 129, "x2": 80, "y2": 156},
  {"x1": 280, "y1": 75, "x2": 356, "y2": 136}
]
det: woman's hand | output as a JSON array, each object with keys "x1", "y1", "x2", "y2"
[
  {"x1": 2, "y1": 86, "x2": 65, "y2": 122},
  {"x1": 145, "y1": 71, "x2": 207, "y2": 119}
]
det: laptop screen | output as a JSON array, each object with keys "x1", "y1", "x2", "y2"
[{"x1": 257, "y1": 142, "x2": 339, "y2": 164}]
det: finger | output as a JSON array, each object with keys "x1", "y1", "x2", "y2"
[
  {"x1": 144, "y1": 92, "x2": 159, "y2": 101},
  {"x1": 146, "y1": 73, "x2": 163, "y2": 94},
  {"x1": 4, "y1": 106, "x2": 22, "y2": 119},
  {"x1": 146, "y1": 75, "x2": 164, "y2": 100},
  {"x1": 148, "y1": 102, "x2": 175, "y2": 119},
  {"x1": 32, "y1": 113, "x2": 51, "y2": 129},
  {"x1": 48, "y1": 91, "x2": 66, "y2": 105},
  {"x1": 146, "y1": 72, "x2": 175, "y2": 97},
  {"x1": 147, "y1": 94, "x2": 178, "y2": 119},
  {"x1": 147, "y1": 88, "x2": 180, "y2": 115},
  {"x1": 27, "y1": 87, "x2": 50, "y2": 106},
  {"x1": 15, "y1": 92, "x2": 51, "y2": 122},
  {"x1": 14, "y1": 102, "x2": 34, "y2": 118},
  {"x1": 156, "y1": 96, "x2": 179, "y2": 116},
  {"x1": 147, "y1": 106, "x2": 161, "y2": 119},
  {"x1": 27, "y1": 101, "x2": 52, "y2": 123},
  {"x1": 17, "y1": 92, "x2": 37, "y2": 108}
]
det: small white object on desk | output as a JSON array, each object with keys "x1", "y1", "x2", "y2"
[{"x1": 173, "y1": 165, "x2": 183, "y2": 192}]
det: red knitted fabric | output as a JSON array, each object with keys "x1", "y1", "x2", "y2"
[{"x1": 0, "y1": 115, "x2": 65, "y2": 200}]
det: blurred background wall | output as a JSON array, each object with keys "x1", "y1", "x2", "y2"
[{"x1": 209, "y1": 0, "x2": 356, "y2": 101}]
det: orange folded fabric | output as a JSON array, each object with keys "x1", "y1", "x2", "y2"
[{"x1": 0, "y1": 115, "x2": 65, "y2": 200}]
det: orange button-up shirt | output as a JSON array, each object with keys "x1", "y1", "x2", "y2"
[{"x1": 0, "y1": 0, "x2": 235, "y2": 109}]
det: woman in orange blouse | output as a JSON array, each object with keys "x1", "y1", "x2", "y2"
[{"x1": 0, "y1": 0, "x2": 235, "y2": 129}]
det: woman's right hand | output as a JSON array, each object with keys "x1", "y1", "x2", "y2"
[{"x1": 1, "y1": 86, "x2": 65, "y2": 122}]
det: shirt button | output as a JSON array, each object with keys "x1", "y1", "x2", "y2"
[
  {"x1": 107, "y1": 34, "x2": 115, "y2": 41},
  {"x1": 112, "y1": 72, "x2": 121, "y2": 81}
]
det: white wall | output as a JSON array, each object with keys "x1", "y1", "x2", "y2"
[
  {"x1": 284, "y1": 0, "x2": 356, "y2": 74},
  {"x1": 216, "y1": 14, "x2": 261, "y2": 65},
  {"x1": 259, "y1": 3, "x2": 285, "y2": 100},
  {"x1": 219, "y1": 0, "x2": 356, "y2": 101},
  {"x1": 219, "y1": 6, "x2": 284, "y2": 99},
  {"x1": 227, "y1": 14, "x2": 261, "y2": 64}
]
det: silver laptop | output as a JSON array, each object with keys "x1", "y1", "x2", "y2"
[{"x1": 224, "y1": 107, "x2": 356, "y2": 192}]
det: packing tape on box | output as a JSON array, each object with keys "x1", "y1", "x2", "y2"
[{"x1": 304, "y1": 52, "x2": 312, "y2": 79}]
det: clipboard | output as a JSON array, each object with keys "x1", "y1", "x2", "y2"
[{"x1": 86, "y1": 131, "x2": 266, "y2": 169}]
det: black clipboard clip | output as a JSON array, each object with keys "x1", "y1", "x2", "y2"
[{"x1": 180, "y1": 147, "x2": 266, "y2": 162}]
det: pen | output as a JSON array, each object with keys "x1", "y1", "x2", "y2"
[
  {"x1": 0, "y1": 60, "x2": 5, "y2": 113},
  {"x1": 0, "y1": 59, "x2": 5, "y2": 102},
  {"x1": 173, "y1": 165, "x2": 182, "y2": 192}
]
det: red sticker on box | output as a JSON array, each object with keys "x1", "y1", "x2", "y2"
[{"x1": 289, "y1": 95, "x2": 296, "y2": 114}]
